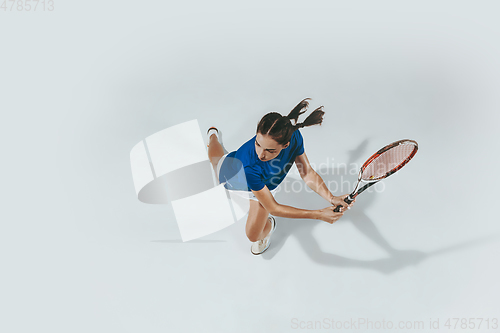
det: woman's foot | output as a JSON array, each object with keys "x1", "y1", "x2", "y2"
[
  {"x1": 251, "y1": 216, "x2": 276, "y2": 255},
  {"x1": 207, "y1": 127, "x2": 219, "y2": 147}
]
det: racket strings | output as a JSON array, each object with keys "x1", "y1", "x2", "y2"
[{"x1": 361, "y1": 143, "x2": 416, "y2": 180}]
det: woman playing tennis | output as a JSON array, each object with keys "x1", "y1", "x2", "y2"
[{"x1": 207, "y1": 98, "x2": 355, "y2": 255}]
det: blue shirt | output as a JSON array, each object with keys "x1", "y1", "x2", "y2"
[{"x1": 219, "y1": 129, "x2": 305, "y2": 191}]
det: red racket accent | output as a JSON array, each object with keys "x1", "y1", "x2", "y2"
[{"x1": 361, "y1": 140, "x2": 418, "y2": 181}]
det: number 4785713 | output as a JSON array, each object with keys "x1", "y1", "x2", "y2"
[
  {"x1": 1, "y1": 0, "x2": 55, "y2": 11},
  {"x1": 444, "y1": 318, "x2": 498, "y2": 330}
]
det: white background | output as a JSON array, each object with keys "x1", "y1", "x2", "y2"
[{"x1": 1, "y1": 1, "x2": 499, "y2": 332}]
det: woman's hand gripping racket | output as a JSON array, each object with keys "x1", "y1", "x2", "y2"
[{"x1": 333, "y1": 139, "x2": 418, "y2": 212}]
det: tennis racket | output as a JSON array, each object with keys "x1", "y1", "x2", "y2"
[{"x1": 333, "y1": 139, "x2": 418, "y2": 212}]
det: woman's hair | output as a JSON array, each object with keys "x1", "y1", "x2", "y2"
[{"x1": 256, "y1": 98, "x2": 325, "y2": 145}]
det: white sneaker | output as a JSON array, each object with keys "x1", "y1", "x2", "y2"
[
  {"x1": 207, "y1": 127, "x2": 220, "y2": 147},
  {"x1": 251, "y1": 216, "x2": 276, "y2": 255}
]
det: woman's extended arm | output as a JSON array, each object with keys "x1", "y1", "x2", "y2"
[
  {"x1": 252, "y1": 185, "x2": 344, "y2": 224},
  {"x1": 294, "y1": 153, "x2": 354, "y2": 208}
]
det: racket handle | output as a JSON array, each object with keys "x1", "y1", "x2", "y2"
[{"x1": 333, "y1": 195, "x2": 353, "y2": 212}]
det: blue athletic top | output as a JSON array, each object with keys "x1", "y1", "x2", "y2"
[{"x1": 219, "y1": 129, "x2": 305, "y2": 192}]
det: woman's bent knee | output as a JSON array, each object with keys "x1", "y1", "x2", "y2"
[
  {"x1": 246, "y1": 217, "x2": 268, "y2": 242},
  {"x1": 245, "y1": 223, "x2": 260, "y2": 242},
  {"x1": 246, "y1": 233, "x2": 259, "y2": 243},
  {"x1": 245, "y1": 200, "x2": 269, "y2": 242}
]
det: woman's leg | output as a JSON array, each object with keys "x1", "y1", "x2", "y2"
[
  {"x1": 245, "y1": 200, "x2": 272, "y2": 242},
  {"x1": 208, "y1": 132, "x2": 225, "y2": 172},
  {"x1": 208, "y1": 130, "x2": 271, "y2": 243}
]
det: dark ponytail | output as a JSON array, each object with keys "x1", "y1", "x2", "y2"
[
  {"x1": 286, "y1": 98, "x2": 310, "y2": 124},
  {"x1": 293, "y1": 105, "x2": 325, "y2": 130},
  {"x1": 256, "y1": 98, "x2": 325, "y2": 145}
]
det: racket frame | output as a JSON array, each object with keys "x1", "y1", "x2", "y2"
[{"x1": 333, "y1": 139, "x2": 418, "y2": 212}]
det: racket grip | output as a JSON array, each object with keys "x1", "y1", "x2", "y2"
[{"x1": 333, "y1": 196, "x2": 353, "y2": 212}]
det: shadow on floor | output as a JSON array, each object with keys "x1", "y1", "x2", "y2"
[{"x1": 260, "y1": 139, "x2": 499, "y2": 274}]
